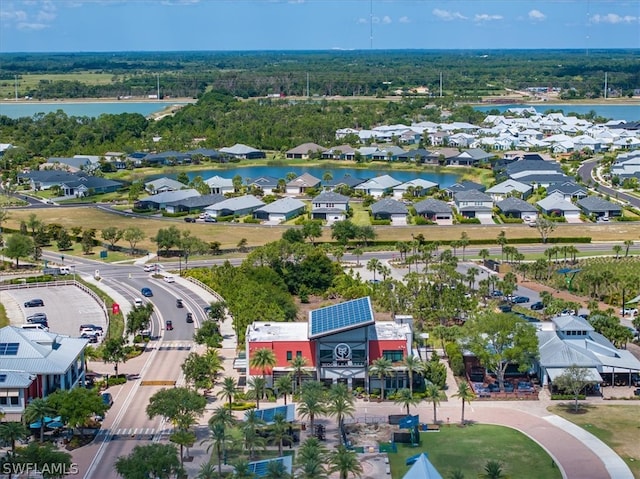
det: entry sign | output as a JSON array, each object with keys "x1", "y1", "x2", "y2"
[
  {"x1": 100, "y1": 250, "x2": 108, "y2": 259},
  {"x1": 334, "y1": 343, "x2": 352, "y2": 361}
]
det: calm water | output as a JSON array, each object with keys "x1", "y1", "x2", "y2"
[
  {"x1": 474, "y1": 104, "x2": 639, "y2": 122},
  {"x1": 154, "y1": 165, "x2": 461, "y2": 188},
  {"x1": 0, "y1": 101, "x2": 188, "y2": 119}
]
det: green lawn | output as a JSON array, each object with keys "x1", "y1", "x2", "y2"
[
  {"x1": 389, "y1": 425, "x2": 562, "y2": 479},
  {"x1": 350, "y1": 202, "x2": 372, "y2": 226}
]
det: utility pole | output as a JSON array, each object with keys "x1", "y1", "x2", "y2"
[
  {"x1": 14, "y1": 75, "x2": 18, "y2": 101},
  {"x1": 306, "y1": 72, "x2": 310, "y2": 98},
  {"x1": 603, "y1": 72, "x2": 608, "y2": 99},
  {"x1": 156, "y1": 73, "x2": 160, "y2": 100},
  {"x1": 439, "y1": 72, "x2": 443, "y2": 98}
]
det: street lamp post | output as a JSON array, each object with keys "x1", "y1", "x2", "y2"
[{"x1": 71, "y1": 265, "x2": 76, "y2": 283}]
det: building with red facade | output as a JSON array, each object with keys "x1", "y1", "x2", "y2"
[{"x1": 246, "y1": 297, "x2": 413, "y2": 392}]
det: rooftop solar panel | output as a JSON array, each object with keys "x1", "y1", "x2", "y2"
[
  {"x1": 248, "y1": 405, "x2": 295, "y2": 425},
  {"x1": 0, "y1": 343, "x2": 19, "y2": 356},
  {"x1": 309, "y1": 297, "x2": 374, "y2": 338}
]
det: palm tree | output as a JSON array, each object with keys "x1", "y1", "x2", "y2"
[
  {"x1": 353, "y1": 247, "x2": 363, "y2": 266},
  {"x1": 452, "y1": 381, "x2": 475, "y2": 424},
  {"x1": 265, "y1": 460, "x2": 292, "y2": 479},
  {"x1": 205, "y1": 349, "x2": 225, "y2": 386},
  {"x1": 170, "y1": 429, "x2": 195, "y2": 468},
  {"x1": 297, "y1": 381, "x2": 327, "y2": 435},
  {"x1": 326, "y1": 383, "x2": 355, "y2": 433},
  {"x1": 402, "y1": 355, "x2": 424, "y2": 397},
  {"x1": 481, "y1": 460, "x2": 505, "y2": 479},
  {"x1": 250, "y1": 348, "x2": 276, "y2": 385},
  {"x1": 366, "y1": 258, "x2": 381, "y2": 281},
  {"x1": 459, "y1": 231, "x2": 469, "y2": 260},
  {"x1": 369, "y1": 357, "x2": 393, "y2": 400},
  {"x1": 612, "y1": 244, "x2": 623, "y2": 259},
  {"x1": 394, "y1": 388, "x2": 421, "y2": 415},
  {"x1": 247, "y1": 376, "x2": 267, "y2": 409},
  {"x1": 242, "y1": 409, "x2": 266, "y2": 460},
  {"x1": 329, "y1": 445, "x2": 363, "y2": 479},
  {"x1": 205, "y1": 419, "x2": 231, "y2": 478},
  {"x1": 296, "y1": 437, "x2": 329, "y2": 479},
  {"x1": 424, "y1": 384, "x2": 442, "y2": 424},
  {"x1": 0, "y1": 421, "x2": 28, "y2": 455},
  {"x1": 289, "y1": 355, "x2": 310, "y2": 393},
  {"x1": 232, "y1": 459, "x2": 256, "y2": 479},
  {"x1": 269, "y1": 413, "x2": 292, "y2": 456},
  {"x1": 217, "y1": 376, "x2": 238, "y2": 410},
  {"x1": 623, "y1": 239, "x2": 634, "y2": 257},
  {"x1": 196, "y1": 461, "x2": 217, "y2": 479},
  {"x1": 274, "y1": 374, "x2": 293, "y2": 405},
  {"x1": 24, "y1": 398, "x2": 55, "y2": 443}
]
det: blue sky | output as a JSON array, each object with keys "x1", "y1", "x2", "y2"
[{"x1": 1, "y1": 1, "x2": 638, "y2": 52}]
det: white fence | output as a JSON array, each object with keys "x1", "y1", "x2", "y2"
[{"x1": 186, "y1": 276, "x2": 225, "y2": 302}]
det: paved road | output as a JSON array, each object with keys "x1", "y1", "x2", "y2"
[{"x1": 578, "y1": 158, "x2": 640, "y2": 208}]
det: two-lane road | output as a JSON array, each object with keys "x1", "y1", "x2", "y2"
[{"x1": 578, "y1": 158, "x2": 640, "y2": 208}]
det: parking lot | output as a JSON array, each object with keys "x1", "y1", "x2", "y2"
[{"x1": 3, "y1": 285, "x2": 107, "y2": 340}]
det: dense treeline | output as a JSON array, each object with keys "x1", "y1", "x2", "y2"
[{"x1": 1, "y1": 49, "x2": 638, "y2": 99}]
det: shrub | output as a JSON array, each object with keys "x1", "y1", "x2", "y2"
[
  {"x1": 216, "y1": 215, "x2": 236, "y2": 222},
  {"x1": 231, "y1": 401, "x2": 257, "y2": 411},
  {"x1": 161, "y1": 211, "x2": 188, "y2": 218},
  {"x1": 499, "y1": 214, "x2": 524, "y2": 224},
  {"x1": 414, "y1": 216, "x2": 433, "y2": 225},
  {"x1": 371, "y1": 219, "x2": 391, "y2": 225},
  {"x1": 243, "y1": 217, "x2": 261, "y2": 224},
  {"x1": 551, "y1": 394, "x2": 586, "y2": 400},
  {"x1": 458, "y1": 217, "x2": 481, "y2": 224}
]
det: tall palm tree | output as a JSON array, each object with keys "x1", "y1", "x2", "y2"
[
  {"x1": 265, "y1": 460, "x2": 292, "y2": 479},
  {"x1": 269, "y1": 413, "x2": 292, "y2": 457},
  {"x1": 250, "y1": 348, "x2": 277, "y2": 385},
  {"x1": 274, "y1": 374, "x2": 293, "y2": 405},
  {"x1": 170, "y1": 429, "x2": 195, "y2": 468},
  {"x1": 369, "y1": 357, "x2": 393, "y2": 400},
  {"x1": 424, "y1": 384, "x2": 442, "y2": 424},
  {"x1": 24, "y1": 398, "x2": 55, "y2": 443},
  {"x1": 393, "y1": 388, "x2": 421, "y2": 416},
  {"x1": 297, "y1": 381, "x2": 327, "y2": 435},
  {"x1": 402, "y1": 355, "x2": 424, "y2": 397},
  {"x1": 326, "y1": 383, "x2": 355, "y2": 433},
  {"x1": 0, "y1": 422, "x2": 28, "y2": 455},
  {"x1": 329, "y1": 445, "x2": 363, "y2": 479},
  {"x1": 289, "y1": 355, "x2": 310, "y2": 393},
  {"x1": 296, "y1": 437, "x2": 328, "y2": 479},
  {"x1": 623, "y1": 239, "x2": 634, "y2": 257},
  {"x1": 247, "y1": 376, "x2": 267, "y2": 409},
  {"x1": 217, "y1": 376, "x2": 238, "y2": 410},
  {"x1": 242, "y1": 409, "x2": 266, "y2": 460},
  {"x1": 232, "y1": 459, "x2": 256, "y2": 479},
  {"x1": 196, "y1": 461, "x2": 217, "y2": 479},
  {"x1": 452, "y1": 381, "x2": 476, "y2": 424},
  {"x1": 612, "y1": 244, "x2": 623, "y2": 259},
  {"x1": 366, "y1": 258, "x2": 381, "y2": 281},
  {"x1": 205, "y1": 349, "x2": 225, "y2": 386},
  {"x1": 205, "y1": 420, "x2": 231, "y2": 477}
]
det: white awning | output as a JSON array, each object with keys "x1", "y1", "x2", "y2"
[
  {"x1": 626, "y1": 294, "x2": 640, "y2": 304},
  {"x1": 546, "y1": 367, "x2": 602, "y2": 383}
]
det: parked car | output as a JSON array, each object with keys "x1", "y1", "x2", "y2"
[
  {"x1": 634, "y1": 388, "x2": 640, "y2": 397},
  {"x1": 176, "y1": 299, "x2": 184, "y2": 308},
  {"x1": 21, "y1": 323, "x2": 48, "y2": 332},
  {"x1": 166, "y1": 320, "x2": 173, "y2": 331},
  {"x1": 141, "y1": 287, "x2": 153, "y2": 297},
  {"x1": 620, "y1": 308, "x2": 638, "y2": 316},
  {"x1": 204, "y1": 217, "x2": 217, "y2": 223},
  {"x1": 163, "y1": 275, "x2": 175, "y2": 283},
  {"x1": 511, "y1": 296, "x2": 530, "y2": 304},
  {"x1": 24, "y1": 299, "x2": 45, "y2": 307},
  {"x1": 186, "y1": 312, "x2": 194, "y2": 323},
  {"x1": 491, "y1": 290, "x2": 503, "y2": 297},
  {"x1": 184, "y1": 217, "x2": 196, "y2": 223},
  {"x1": 498, "y1": 304, "x2": 512, "y2": 313},
  {"x1": 530, "y1": 301, "x2": 544, "y2": 310},
  {"x1": 80, "y1": 324, "x2": 103, "y2": 333},
  {"x1": 81, "y1": 333, "x2": 98, "y2": 344},
  {"x1": 27, "y1": 313, "x2": 48, "y2": 322},
  {"x1": 102, "y1": 392, "x2": 113, "y2": 408}
]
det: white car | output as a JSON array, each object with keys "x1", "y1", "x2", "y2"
[
  {"x1": 620, "y1": 308, "x2": 638, "y2": 316},
  {"x1": 163, "y1": 275, "x2": 175, "y2": 283},
  {"x1": 134, "y1": 298, "x2": 143, "y2": 307}
]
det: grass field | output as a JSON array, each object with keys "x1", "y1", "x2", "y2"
[
  {"x1": 389, "y1": 425, "x2": 562, "y2": 479},
  {"x1": 1, "y1": 73, "x2": 115, "y2": 99},
  {"x1": 549, "y1": 404, "x2": 640, "y2": 478}
]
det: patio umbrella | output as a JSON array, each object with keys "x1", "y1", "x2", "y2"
[
  {"x1": 47, "y1": 421, "x2": 65, "y2": 429},
  {"x1": 30, "y1": 416, "x2": 55, "y2": 429}
]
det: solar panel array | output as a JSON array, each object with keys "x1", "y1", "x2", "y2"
[
  {"x1": 0, "y1": 343, "x2": 19, "y2": 356},
  {"x1": 309, "y1": 297, "x2": 374, "y2": 338},
  {"x1": 248, "y1": 404, "x2": 294, "y2": 424},
  {"x1": 248, "y1": 456, "x2": 292, "y2": 478}
]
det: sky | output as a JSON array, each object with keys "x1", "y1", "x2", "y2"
[{"x1": 0, "y1": 0, "x2": 639, "y2": 52}]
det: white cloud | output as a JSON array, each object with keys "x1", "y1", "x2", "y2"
[
  {"x1": 591, "y1": 13, "x2": 638, "y2": 24},
  {"x1": 382, "y1": 15, "x2": 391, "y2": 24},
  {"x1": 0, "y1": 1, "x2": 56, "y2": 29},
  {"x1": 432, "y1": 9, "x2": 467, "y2": 21},
  {"x1": 399, "y1": 16, "x2": 410, "y2": 24},
  {"x1": 474, "y1": 14, "x2": 503, "y2": 23},
  {"x1": 17, "y1": 22, "x2": 48, "y2": 30},
  {"x1": 357, "y1": 17, "x2": 368, "y2": 24},
  {"x1": 528, "y1": 9, "x2": 545, "y2": 21}
]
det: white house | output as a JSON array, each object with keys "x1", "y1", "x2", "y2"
[
  {"x1": 205, "y1": 175, "x2": 234, "y2": 195},
  {"x1": 485, "y1": 179, "x2": 533, "y2": 201},
  {"x1": 354, "y1": 175, "x2": 402, "y2": 197},
  {"x1": 392, "y1": 179, "x2": 438, "y2": 199},
  {"x1": 454, "y1": 190, "x2": 494, "y2": 222},
  {"x1": 537, "y1": 192, "x2": 581, "y2": 220},
  {"x1": 285, "y1": 173, "x2": 321, "y2": 196},
  {"x1": 311, "y1": 191, "x2": 350, "y2": 223}
]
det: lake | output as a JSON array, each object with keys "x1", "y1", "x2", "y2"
[
  {"x1": 0, "y1": 101, "x2": 189, "y2": 119},
  {"x1": 153, "y1": 165, "x2": 461, "y2": 188},
  {"x1": 474, "y1": 103, "x2": 639, "y2": 122}
]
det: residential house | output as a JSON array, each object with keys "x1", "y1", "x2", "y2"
[
  {"x1": 143, "y1": 150, "x2": 191, "y2": 165},
  {"x1": 396, "y1": 148, "x2": 432, "y2": 163},
  {"x1": 536, "y1": 192, "x2": 581, "y2": 220},
  {"x1": 485, "y1": 179, "x2": 533, "y2": 201},
  {"x1": 454, "y1": 190, "x2": 494, "y2": 221},
  {"x1": 448, "y1": 133, "x2": 476, "y2": 148},
  {"x1": 321, "y1": 144, "x2": 357, "y2": 160},
  {"x1": 371, "y1": 198, "x2": 408, "y2": 226},
  {"x1": 577, "y1": 196, "x2": 623, "y2": 219},
  {"x1": 413, "y1": 198, "x2": 454, "y2": 224},
  {"x1": 164, "y1": 194, "x2": 225, "y2": 214},
  {"x1": 448, "y1": 148, "x2": 493, "y2": 166},
  {"x1": 0, "y1": 326, "x2": 88, "y2": 420},
  {"x1": 611, "y1": 151, "x2": 640, "y2": 179},
  {"x1": 204, "y1": 195, "x2": 265, "y2": 218},
  {"x1": 311, "y1": 191, "x2": 350, "y2": 223},
  {"x1": 443, "y1": 181, "x2": 486, "y2": 198},
  {"x1": 354, "y1": 175, "x2": 402, "y2": 197},
  {"x1": 285, "y1": 173, "x2": 322, "y2": 196},
  {"x1": 546, "y1": 182, "x2": 588, "y2": 201},
  {"x1": 59, "y1": 176, "x2": 123, "y2": 197},
  {"x1": 145, "y1": 177, "x2": 186, "y2": 194},
  {"x1": 285, "y1": 143, "x2": 327, "y2": 159},
  {"x1": 496, "y1": 197, "x2": 539, "y2": 220},
  {"x1": 104, "y1": 151, "x2": 127, "y2": 169},
  {"x1": 253, "y1": 197, "x2": 306, "y2": 223},
  {"x1": 323, "y1": 174, "x2": 365, "y2": 191},
  {"x1": 135, "y1": 189, "x2": 200, "y2": 211},
  {"x1": 422, "y1": 148, "x2": 459, "y2": 165},
  {"x1": 248, "y1": 176, "x2": 281, "y2": 195},
  {"x1": 392, "y1": 179, "x2": 438, "y2": 199},
  {"x1": 513, "y1": 173, "x2": 572, "y2": 189},
  {"x1": 125, "y1": 151, "x2": 148, "y2": 167},
  {"x1": 205, "y1": 175, "x2": 234, "y2": 195},
  {"x1": 186, "y1": 148, "x2": 228, "y2": 162},
  {"x1": 46, "y1": 156, "x2": 99, "y2": 172},
  {"x1": 219, "y1": 144, "x2": 266, "y2": 159},
  {"x1": 18, "y1": 171, "x2": 80, "y2": 190},
  {"x1": 371, "y1": 146, "x2": 406, "y2": 162}
]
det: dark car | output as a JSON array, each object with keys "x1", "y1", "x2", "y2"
[
  {"x1": 141, "y1": 287, "x2": 153, "y2": 297},
  {"x1": 186, "y1": 312, "x2": 193, "y2": 323},
  {"x1": 102, "y1": 392, "x2": 113, "y2": 408},
  {"x1": 80, "y1": 324, "x2": 103, "y2": 333},
  {"x1": 184, "y1": 217, "x2": 196, "y2": 223},
  {"x1": 498, "y1": 303, "x2": 512, "y2": 313},
  {"x1": 27, "y1": 313, "x2": 48, "y2": 322},
  {"x1": 511, "y1": 296, "x2": 530, "y2": 304},
  {"x1": 530, "y1": 302, "x2": 544, "y2": 310},
  {"x1": 491, "y1": 290, "x2": 503, "y2": 297},
  {"x1": 634, "y1": 388, "x2": 640, "y2": 397},
  {"x1": 204, "y1": 217, "x2": 217, "y2": 223},
  {"x1": 166, "y1": 320, "x2": 173, "y2": 331},
  {"x1": 24, "y1": 299, "x2": 45, "y2": 308},
  {"x1": 176, "y1": 299, "x2": 184, "y2": 308},
  {"x1": 81, "y1": 333, "x2": 98, "y2": 344}
]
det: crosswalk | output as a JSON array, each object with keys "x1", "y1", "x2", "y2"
[
  {"x1": 155, "y1": 342, "x2": 192, "y2": 351},
  {"x1": 97, "y1": 427, "x2": 173, "y2": 440}
]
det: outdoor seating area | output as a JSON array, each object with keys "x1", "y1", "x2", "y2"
[{"x1": 470, "y1": 379, "x2": 538, "y2": 399}]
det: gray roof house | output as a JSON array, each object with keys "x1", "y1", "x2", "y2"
[
  {"x1": 454, "y1": 190, "x2": 494, "y2": 221},
  {"x1": 312, "y1": 191, "x2": 350, "y2": 223},
  {"x1": 396, "y1": 148, "x2": 432, "y2": 162},
  {"x1": 371, "y1": 198, "x2": 408, "y2": 226},
  {"x1": 143, "y1": 150, "x2": 191, "y2": 165},
  {"x1": 285, "y1": 173, "x2": 321, "y2": 196},
  {"x1": 135, "y1": 189, "x2": 200, "y2": 211},
  {"x1": 164, "y1": 194, "x2": 225, "y2": 214},
  {"x1": 392, "y1": 178, "x2": 438, "y2": 199},
  {"x1": 511, "y1": 172, "x2": 571, "y2": 188},
  {"x1": 248, "y1": 176, "x2": 281, "y2": 195},
  {"x1": 371, "y1": 146, "x2": 406, "y2": 161},
  {"x1": 354, "y1": 175, "x2": 402, "y2": 197},
  {"x1": 145, "y1": 177, "x2": 186, "y2": 194},
  {"x1": 321, "y1": 144, "x2": 357, "y2": 160},
  {"x1": 285, "y1": 143, "x2": 327, "y2": 159},
  {"x1": 204, "y1": 195, "x2": 265, "y2": 218},
  {"x1": 47, "y1": 156, "x2": 99, "y2": 172},
  {"x1": 577, "y1": 196, "x2": 623, "y2": 218},
  {"x1": 253, "y1": 197, "x2": 307, "y2": 223},
  {"x1": 536, "y1": 192, "x2": 581, "y2": 219},
  {"x1": 413, "y1": 198, "x2": 454, "y2": 224},
  {"x1": 0, "y1": 326, "x2": 88, "y2": 419},
  {"x1": 186, "y1": 148, "x2": 228, "y2": 162},
  {"x1": 486, "y1": 179, "x2": 533, "y2": 201},
  {"x1": 324, "y1": 174, "x2": 366, "y2": 190},
  {"x1": 18, "y1": 170, "x2": 82, "y2": 190},
  {"x1": 496, "y1": 197, "x2": 539, "y2": 220},
  {"x1": 219, "y1": 144, "x2": 266, "y2": 159},
  {"x1": 443, "y1": 181, "x2": 486, "y2": 198},
  {"x1": 448, "y1": 148, "x2": 493, "y2": 166},
  {"x1": 546, "y1": 182, "x2": 588, "y2": 201},
  {"x1": 59, "y1": 176, "x2": 123, "y2": 197},
  {"x1": 205, "y1": 175, "x2": 234, "y2": 195}
]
